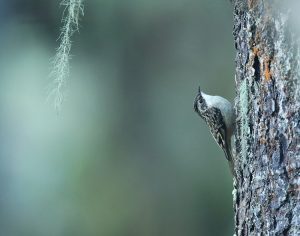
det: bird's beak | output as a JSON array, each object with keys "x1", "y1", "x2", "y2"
[{"x1": 194, "y1": 86, "x2": 202, "y2": 113}]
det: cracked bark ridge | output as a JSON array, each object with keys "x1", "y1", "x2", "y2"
[{"x1": 232, "y1": 0, "x2": 300, "y2": 235}]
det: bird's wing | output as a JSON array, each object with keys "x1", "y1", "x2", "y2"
[{"x1": 206, "y1": 107, "x2": 231, "y2": 161}]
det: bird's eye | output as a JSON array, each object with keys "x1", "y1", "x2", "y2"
[{"x1": 200, "y1": 103, "x2": 206, "y2": 111}]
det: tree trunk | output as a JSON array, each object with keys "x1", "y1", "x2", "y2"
[{"x1": 232, "y1": 1, "x2": 300, "y2": 235}]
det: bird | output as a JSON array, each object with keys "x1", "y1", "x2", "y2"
[{"x1": 194, "y1": 86, "x2": 235, "y2": 162}]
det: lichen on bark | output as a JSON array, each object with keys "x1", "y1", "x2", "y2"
[{"x1": 233, "y1": 0, "x2": 300, "y2": 235}]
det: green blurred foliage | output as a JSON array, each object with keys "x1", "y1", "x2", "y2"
[{"x1": 0, "y1": 0, "x2": 235, "y2": 235}]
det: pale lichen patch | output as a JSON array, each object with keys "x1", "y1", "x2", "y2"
[{"x1": 239, "y1": 79, "x2": 250, "y2": 161}]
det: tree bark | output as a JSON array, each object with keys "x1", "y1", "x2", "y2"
[{"x1": 232, "y1": 1, "x2": 300, "y2": 235}]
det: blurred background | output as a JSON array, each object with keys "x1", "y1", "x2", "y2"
[{"x1": 0, "y1": 0, "x2": 235, "y2": 235}]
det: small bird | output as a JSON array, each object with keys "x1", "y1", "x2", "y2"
[{"x1": 194, "y1": 87, "x2": 235, "y2": 162}]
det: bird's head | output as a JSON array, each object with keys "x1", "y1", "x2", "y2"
[{"x1": 194, "y1": 86, "x2": 208, "y2": 114}]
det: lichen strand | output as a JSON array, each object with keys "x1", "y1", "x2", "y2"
[
  {"x1": 233, "y1": 1, "x2": 300, "y2": 235},
  {"x1": 49, "y1": 0, "x2": 84, "y2": 111}
]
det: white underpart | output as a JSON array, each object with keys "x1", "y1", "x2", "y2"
[{"x1": 202, "y1": 92, "x2": 235, "y2": 132}]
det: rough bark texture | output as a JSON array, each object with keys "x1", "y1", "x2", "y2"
[{"x1": 232, "y1": 1, "x2": 300, "y2": 235}]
